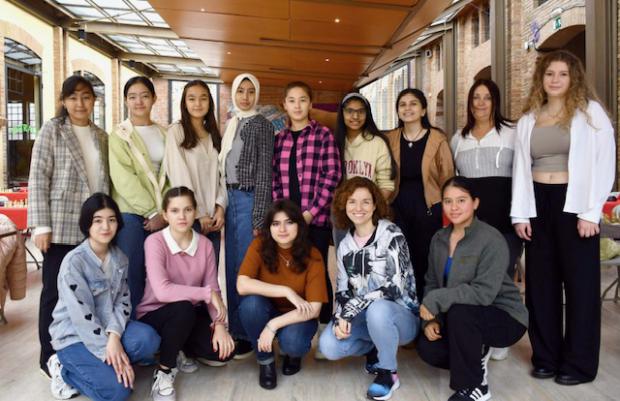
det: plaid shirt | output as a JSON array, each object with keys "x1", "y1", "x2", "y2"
[{"x1": 272, "y1": 120, "x2": 341, "y2": 228}]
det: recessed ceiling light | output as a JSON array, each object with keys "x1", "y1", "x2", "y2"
[
  {"x1": 334, "y1": 18, "x2": 340, "y2": 23},
  {"x1": 200, "y1": 8, "x2": 205, "y2": 12},
  {"x1": 325, "y1": 58, "x2": 330, "y2": 62},
  {"x1": 227, "y1": 51, "x2": 232, "y2": 55},
  {"x1": 318, "y1": 80, "x2": 323, "y2": 84}
]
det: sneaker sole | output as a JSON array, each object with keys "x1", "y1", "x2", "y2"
[
  {"x1": 40, "y1": 368, "x2": 51, "y2": 381},
  {"x1": 367, "y1": 379, "x2": 400, "y2": 401},
  {"x1": 196, "y1": 358, "x2": 228, "y2": 367},
  {"x1": 233, "y1": 350, "x2": 254, "y2": 360}
]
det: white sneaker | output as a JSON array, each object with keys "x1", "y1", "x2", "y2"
[
  {"x1": 176, "y1": 351, "x2": 198, "y2": 373},
  {"x1": 151, "y1": 368, "x2": 177, "y2": 401},
  {"x1": 481, "y1": 346, "x2": 492, "y2": 386},
  {"x1": 490, "y1": 347, "x2": 509, "y2": 361},
  {"x1": 46, "y1": 354, "x2": 79, "y2": 400}
]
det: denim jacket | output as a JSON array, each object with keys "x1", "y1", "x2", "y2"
[{"x1": 49, "y1": 240, "x2": 131, "y2": 361}]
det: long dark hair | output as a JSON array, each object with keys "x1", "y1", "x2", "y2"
[
  {"x1": 441, "y1": 176, "x2": 478, "y2": 200},
  {"x1": 179, "y1": 80, "x2": 221, "y2": 151},
  {"x1": 56, "y1": 75, "x2": 95, "y2": 120},
  {"x1": 260, "y1": 200, "x2": 313, "y2": 274},
  {"x1": 461, "y1": 79, "x2": 514, "y2": 137},
  {"x1": 79, "y1": 193, "x2": 124, "y2": 244},
  {"x1": 335, "y1": 93, "x2": 397, "y2": 181},
  {"x1": 396, "y1": 88, "x2": 441, "y2": 132},
  {"x1": 123, "y1": 76, "x2": 155, "y2": 98},
  {"x1": 162, "y1": 186, "x2": 197, "y2": 211}
]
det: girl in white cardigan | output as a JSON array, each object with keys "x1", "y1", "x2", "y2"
[
  {"x1": 164, "y1": 80, "x2": 226, "y2": 262},
  {"x1": 511, "y1": 50, "x2": 615, "y2": 386}
]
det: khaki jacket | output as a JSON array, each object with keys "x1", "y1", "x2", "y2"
[
  {"x1": 0, "y1": 215, "x2": 26, "y2": 311},
  {"x1": 385, "y1": 127, "x2": 454, "y2": 207}
]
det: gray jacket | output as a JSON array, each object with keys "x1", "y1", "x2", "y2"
[
  {"x1": 424, "y1": 218, "x2": 528, "y2": 327},
  {"x1": 49, "y1": 240, "x2": 131, "y2": 360}
]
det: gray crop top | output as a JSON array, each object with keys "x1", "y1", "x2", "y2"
[{"x1": 530, "y1": 125, "x2": 570, "y2": 172}]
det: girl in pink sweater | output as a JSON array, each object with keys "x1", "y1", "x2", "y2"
[{"x1": 137, "y1": 187, "x2": 234, "y2": 401}]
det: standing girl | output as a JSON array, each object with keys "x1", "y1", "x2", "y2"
[
  {"x1": 237, "y1": 200, "x2": 327, "y2": 389},
  {"x1": 511, "y1": 50, "x2": 615, "y2": 385},
  {"x1": 273, "y1": 81, "x2": 342, "y2": 324},
  {"x1": 451, "y1": 79, "x2": 519, "y2": 360},
  {"x1": 48, "y1": 193, "x2": 160, "y2": 401},
  {"x1": 109, "y1": 76, "x2": 168, "y2": 314},
  {"x1": 418, "y1": 177, "x2": 527, "y2": 401},
  {"x1": 218, "y1": 73, "x2": 274, "y2": 358},
  {"x1": 138, "y1": 187, "x2": 234, "y2": 401},
  {"x1": 164, "y1": 80, "x2": 225, "y2": 260},
  {"x1": 386, "y1": 88, "x2": 454, "y2": 297},
  {"x1": 319, "y1": 177, "x2": 419, "y2": 401},
  {"x1": 28, "y1": 75, "x2": 110, "y2": 376}
]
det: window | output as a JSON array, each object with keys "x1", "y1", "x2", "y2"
[
  {"x1": 169, "y1": 80, "x2": 219, "y2": 124},
  {"x1": 482, "y1": 4, "x2": 490, "y2": 42},
  {"x1": 472, "y1": 11, "x2": 480, "y2": 47},
  {"x1": 360, "y1": 64, "x2": 408, "y2": 130}
]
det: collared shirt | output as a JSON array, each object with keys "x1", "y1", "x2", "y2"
[
  {"x1": 162, "y1": 227, "x2": 198, "y2": 256},
  {"x1": 272, "y1": 119, "x2": 342, "y2": 228}
]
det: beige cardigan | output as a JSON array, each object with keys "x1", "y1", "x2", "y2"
[
  {"x1": 0, "y1": 215, "x2": 26, "y2": 313},
  {"x1": 385, "y1": 127, "x2": 454, "y2": 207},
  {"x1": 164, "y1": 122, "x2": 227, "y2": 218}
]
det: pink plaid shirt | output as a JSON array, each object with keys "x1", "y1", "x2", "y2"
[{"x1": 272, "y1": 120, "x2": 342, "y2": 228}]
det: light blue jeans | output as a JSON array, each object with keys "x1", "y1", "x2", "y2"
[
  {"x1": 225, "y1": 189, "x2": 255, "y2": 340},
  {"x1": 319, "y1": 299, "x2": 420, "y2": 371},
  {"x1": 57, "y1": 321, "x2": 160, "y2": 401}
]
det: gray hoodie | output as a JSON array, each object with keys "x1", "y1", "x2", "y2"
[
  {"x1": 335, "y1": 219, "x2": 419, "y2": 321},
  {"x1": 49, "y1": 240, "x2": 131, "y2": 361},
  {"x1": 424, "y1": 218, "x2": 528, "y2": 327}
]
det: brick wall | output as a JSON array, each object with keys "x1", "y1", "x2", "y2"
[{"x1": 151, "y1": 78, "x2": 169, "y2": 126}]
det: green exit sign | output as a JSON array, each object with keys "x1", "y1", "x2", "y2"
[{"x1": 554, "y1": 16, "x2": 562, "y2": 30}]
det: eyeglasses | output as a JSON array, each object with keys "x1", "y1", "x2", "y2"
[{"x1": 343, "y1": 107, "x2": 367, "y2": 116}]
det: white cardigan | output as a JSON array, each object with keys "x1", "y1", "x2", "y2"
[{"x1": 511, "y1": 100, "x2": 615, "y2": 224}]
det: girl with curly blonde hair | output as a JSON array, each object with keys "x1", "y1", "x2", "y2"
[{"x1": 511, "y1": 50, "x2": 615, "y2": 385}]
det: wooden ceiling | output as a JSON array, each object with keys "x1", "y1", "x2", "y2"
[{"x1": 149, "y1": 0, "x2": 451, "y2": 90}]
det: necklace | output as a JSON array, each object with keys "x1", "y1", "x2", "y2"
[
  {"x1": 402, "y1": 127, "x2": 425, "y2": 148},
  {"x1": 278, "y1": 253, "x2": 292, "y2": 267}
]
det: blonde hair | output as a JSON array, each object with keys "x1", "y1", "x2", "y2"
[{"x1": 523, "y1": 50, "x2": 598, "y2": 128}]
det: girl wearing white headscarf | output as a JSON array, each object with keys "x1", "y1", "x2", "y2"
[{"x1": 219, "y1": 73, "x2": 275, "y2": 358}]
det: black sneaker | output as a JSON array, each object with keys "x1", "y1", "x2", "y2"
[
  {"x1": 282, "y1": 355, "x2": 302, "y2": 376},
  {"x1": 447, "y1": 385, "x2": 491, "y2": 401},
  {"x1": 364, "y1": 347, "x2": 379, "y2": 375},
  {"x1": 233, "y1": 340, "x2": 254, "y2": 360},
  {"x1": 366, "y1": 368, "x2": 400, "y2": 400},
  {"x1": 259, "y1": 362, "x2": 277, "y2": 390}
]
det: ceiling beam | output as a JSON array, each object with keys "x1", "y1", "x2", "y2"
[
  {"x1": 157, "y1": 73, "x2": 222, "y2": 82},
  {"x1": 118, "y1": 53, "x2": 204, "y2": 67},
  {"x1": 64, "y1": 21, "x2": 179, "y2": 39},
  {"x1": 301, "y1": 0, "x2": 419, "y2": 12}
]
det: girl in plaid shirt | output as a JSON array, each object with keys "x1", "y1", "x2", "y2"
[{"x1": 273, "y1": 81, "x2": 342, "y2": 326}]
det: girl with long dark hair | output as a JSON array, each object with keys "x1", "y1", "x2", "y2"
[
  {"x1": 164, "y1": 80, "x2": 225, "y2": 261},
  {"x1": 385, "y1": 88, "x2": 454, "y2": 296},
  {"x1": 236, "y1": 199, "x2": 327, "y2": 389}
]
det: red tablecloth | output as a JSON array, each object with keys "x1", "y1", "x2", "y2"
[
  {"x1": 0, "y1": 207, "x2": 27, "y2": 230},
  {"x1": 0, "y1": 191, "x2": 28, "y2": 202}
]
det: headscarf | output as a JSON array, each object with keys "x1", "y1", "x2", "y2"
[{"x1": 218, "y1": 73, "x2": 260, "y2": 172}]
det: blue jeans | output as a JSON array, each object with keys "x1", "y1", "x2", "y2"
[
  {"x1": 57, "y1": 321, "x2": 160, "y2": 401},
  {"x1": 319, "y1": 299, "x2": 420, "y2": 371},
  {"x1": 225, "y1": 189, "x2": 255, "y2": 340},
  {"x1": 116, "y1": 213, "x2": 150, "y2": 317},
  {"x1": 239, "y1": 295, "x2": 318, "y2": 364},
  {"x1": 191, "y1": 220, "x2": 221, "y2": 266}
]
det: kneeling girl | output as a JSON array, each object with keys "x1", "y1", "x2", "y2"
[
  {"x1": 49, "y1": 193, "x2": 160, "y2": 401},
  {"x1": 319, "y1": 177, "x2": 420, "y2": 401}
]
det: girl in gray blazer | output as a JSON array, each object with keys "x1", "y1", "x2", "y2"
[{"x1": 27, "y1": 75, "x2": 110, "y2": 376}]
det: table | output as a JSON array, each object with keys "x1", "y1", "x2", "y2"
[{"x1": 0, "y1": 207, "x2": 27, "y2": 230}]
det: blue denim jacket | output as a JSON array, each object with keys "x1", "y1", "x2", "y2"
[{"x1": 49, "y1": 240, "x2": 131, "y2": 361}]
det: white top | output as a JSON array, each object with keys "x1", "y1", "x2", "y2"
[
  {"x1": 511, "y1": 100, "x2": 616, "y2": 224},
  {"x1": 162, "y1": 226, "x2": 198, "y2": 256},
  {"x1": 73, "y1": 125, "x2": 100, "y2": 192},
  {"x1": 451, "y1": 126, "x2": 515, "y2": 178},
  {"x1": 134, "y1": 125, "x2": 165, "y2": 173}
]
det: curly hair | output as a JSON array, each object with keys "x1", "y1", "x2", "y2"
[
  {"x1": 331, "y1": 177, "x2": 391, "y2": 230},
  {"x1": 260, "y1": 199, "x2": 314, "y2": 274},
  {"x1": 523, "y1": 50, "x2": 599, "y2": 128}
]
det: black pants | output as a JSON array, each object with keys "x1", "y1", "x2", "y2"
[
  {"x1": 309, "y1": 226, "x2": 333, "y2": 323},
  {"x1": 418, "y1": 304, "x2": 526, "y2": 390},
  {"x1": 525, "y1": 183, "x2": 600, "y2": 381},
  {"x1": 503, "y1": 231, "x2": 523, "y2": 279},
  {"x1": 39, "y1": 243, "x2": 75, "y2": 370},
  {"x1": 393, "y1": 200, "x2": 442, "y2": 297},
  {"x1": 140, "y1": 301, "x2": 228, "y2": 368}
]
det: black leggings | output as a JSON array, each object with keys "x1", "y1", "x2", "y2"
[
  {"x1": 140, "y1": 301, "x2": 227, "y2": 368},
  {"x1": 309, "y1": 226, "x2": 333, "y2": 323},
  {"x1": 418, "y1": 304, "x2": 526, "y2": 390}
]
